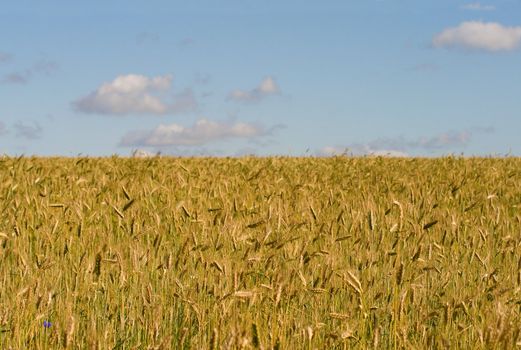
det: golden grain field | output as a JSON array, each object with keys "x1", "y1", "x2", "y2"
[{"x1": 1, "y1": 156, "x2": 520, "y2": 349}]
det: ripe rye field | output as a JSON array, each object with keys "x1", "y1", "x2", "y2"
[{"x1": 1, "y1": 156, "x2": 521, "y2": 349}]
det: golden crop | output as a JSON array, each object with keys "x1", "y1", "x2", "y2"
[{"x1": 0, "y1": 156, "x2": 520, "y2": 349}]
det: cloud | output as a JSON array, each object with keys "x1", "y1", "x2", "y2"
[
  {"x1": 319, "y1": 128, "x2": 493, "y2": 157},
  {"x1": 318, "y1": 146, "x2": 348, "y2": 156},
  {"x1": 361, "y1": 131, "x2": 472, "y2": 151},
  {"x1": 228, "y1": 76, "x2": 280, "y2": 102},
  {"x1": 73, "y1": 74, "x2": 198, "y2": 116},
  {"x1": 120, "y1": 118, "x2": 270, "y2": 147},
  {"x1": 14, "y1": 121, "x2": 43, "y2": 139},
  {"x1": 415, "y1": 131, "x2": 471, "y2": 149},
  {"x1": 0, "y1": 52, "x2": 12, "y2": 63},
  {"x1": 433, "y1": 21, "x2": 521, "y2": 52},
  {"x1": 1, "y1": 59, "x2": 58, "y2": 84},
  {"x1": 461, "y1": 3, "x2": 495, "y2": 11},
  {"x1": 131, "y1": 149, "x2": 156, "y2": 158},
  {"x1": 318, "y1": 145, "x2": 409, "y2": 157},
  {"x1": 132, "y1": 146, "x2": 225, "y2": 157}
]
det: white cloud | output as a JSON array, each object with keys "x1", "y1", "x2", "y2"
[
  {"x1": 158, "y1": 146, "x2": 224, "y2": 157},
  {"x1": 120, "y1": 119, "x2": 268, "y2": 147},
  {"x1": 461, "y1": 3, "x2": 495, "y2": 11},
  {"x1": 228, "y1": 76, "x2": 280, "y2": 102},
  {"x1": 433, "y1": 21, "x2": 521, "y2": 52},
  {"x1": 371, "y1": 149, "x2": 409, "y2": 157},
  {"x1": 131, "y1": 149, "x2": 156, "y2": 158},
  {"x1": 318, "y1": 145, "x2": 408, "y2": 157},
  {"x1": 319, "y1": 146, "x2": 347, "y2": 156},
  {"x1": 74, "y1": 74, "x2": 197, "y2": 115}
]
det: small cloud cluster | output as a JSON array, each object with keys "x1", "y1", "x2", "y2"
[
  {"x1": 362, "y1": 130, "x2": 472, "y2": 151},
  {"x1": 0, "y1": 121, "x2": 44, "y2": 139},
  {"x1": 2, "y1": 60, "x2": 58, "y2": 84},
  {"x1": 319, "y1": 128, "x2": 493, "y2": 157},
  {"x1": 461, "y1": 3, "x2": 495, "y2": 11},
  {"x1": 318, "y1": 145, "x2": 409, "y2": 157},
  {"x1": 120, "y1": 119, "x2": 268, "y2": 147},
  {"x1": 409, "y1": 131, "x2": 472, "y2": 150},
  {"x1": 228, "y1": 77, "x2": 280, "y2": 102},
  {"x1": 433, "y1": 21, "x2": 521, "y2": 52},
  {"x1": 74, "y1": 74, "x2": 197, "y2": 116}
]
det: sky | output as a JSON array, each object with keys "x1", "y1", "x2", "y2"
[{"x1": 0, "y1": 0, "x2": 520, "y2": 157}]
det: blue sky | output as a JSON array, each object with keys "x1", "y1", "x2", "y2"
[{"x1": 0, "y1": 0, "x2": 520, "y2": 157}]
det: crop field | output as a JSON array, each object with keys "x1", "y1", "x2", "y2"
[{"x1": 0, "y1": 156, "x2": 520, "y2": 349}]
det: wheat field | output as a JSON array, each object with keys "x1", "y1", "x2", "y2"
[{"x1": 0, "y1": 156, "x2": 520, "y2": 349}]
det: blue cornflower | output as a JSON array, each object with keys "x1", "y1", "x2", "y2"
[{"x1": 43, "y1": 320, "x2": 52, "y2": 328}]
